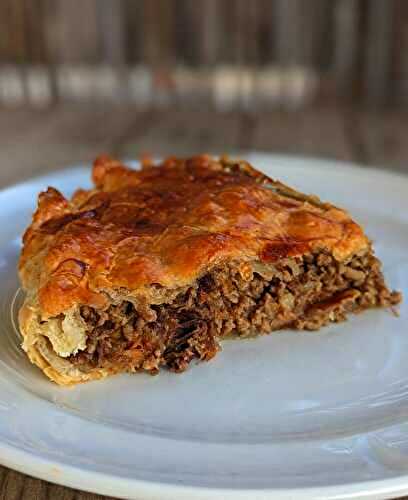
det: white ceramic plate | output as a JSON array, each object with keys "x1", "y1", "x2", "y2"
[{"x1": 1, "y1": 154, "x2": 408, "y2": 500}]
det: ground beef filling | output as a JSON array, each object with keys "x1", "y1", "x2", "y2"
[{"x1": 68, "y1": 251, "x2": 401, "y2": 373}]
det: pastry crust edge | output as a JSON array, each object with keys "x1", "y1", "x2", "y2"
[{"x1": 19, "y1": 302, "x2": 116, "y2": 386}]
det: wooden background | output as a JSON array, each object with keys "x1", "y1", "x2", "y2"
[{"x1": 0, "y1": 0, "x2": 408, "y2": 109}]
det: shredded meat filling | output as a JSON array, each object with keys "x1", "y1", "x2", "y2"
[{"x1": 68, "y1": 251, "x2": 401, "y2": 373}]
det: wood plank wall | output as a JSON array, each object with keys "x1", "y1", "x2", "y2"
[{"x1": 0, "y1": 0, "x2": 405, "y2": 108}]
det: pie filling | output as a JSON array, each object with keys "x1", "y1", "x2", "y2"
[{"x1": 53, "y1": 250, "x2": 400, "y2": 374}]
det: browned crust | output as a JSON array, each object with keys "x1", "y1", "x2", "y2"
[{"x1": 19, "y1": 155, "x2": 369, "y2": 319}]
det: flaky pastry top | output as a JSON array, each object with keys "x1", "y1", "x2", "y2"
[{"x1": 19, "y1": 155, "x2": 369, "y2": 318}]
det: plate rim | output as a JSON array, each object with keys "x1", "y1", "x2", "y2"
[
  {"x1": 4, "y1": 438, "x2": 408, "y2": 500},
  {"x1": 2, "y1": 151, "x2": 408, "y2": 196}
]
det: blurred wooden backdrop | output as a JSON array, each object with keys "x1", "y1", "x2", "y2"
[{"x1": 0, "y1": 0, "x2": 407, "y2": 109}]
